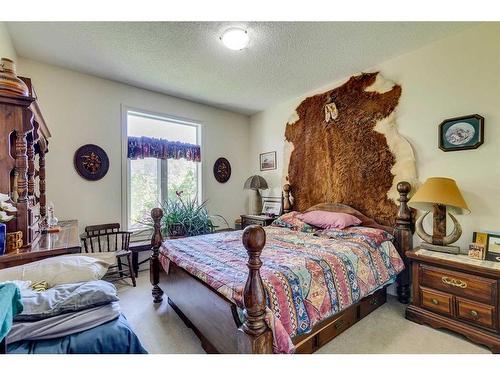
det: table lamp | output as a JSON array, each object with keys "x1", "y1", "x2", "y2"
[
  {"x1": 244, "y1": 175, "x2": 268, "y2": 215},
  {"x1": 408, "y1": 177, "x2": 470, "y2": 254}
]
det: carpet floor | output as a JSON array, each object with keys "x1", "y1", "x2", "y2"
[{"x1": 116, "y1": 271, "x2": 490, "y2": 354}]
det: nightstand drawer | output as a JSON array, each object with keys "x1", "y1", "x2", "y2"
[
  {"x1": 240, "y1": 215, "x2": 275, "y2": 229},
  {"x1": 456, "y1": 298, "x2": 496, "y2": 330},
  {"x1": 243, "y1": 218, "x2": 264, "y2": 226},
  {"x1": 420, "y1": 287, "x2": 453, "y2": 316},
  {"x1": 420, "y1": 265, "x2": 497, "y2": 305}
]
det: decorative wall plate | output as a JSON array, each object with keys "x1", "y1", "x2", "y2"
[
  {"x1": 213, "y1": 157, "x2": 231, "y2": 183},
  {"x1": 439, "y1": 114, "x2": 484, "y2": 152},
  {"x1": 74, "y1": 144, "x2": 109, "y2": 181}
]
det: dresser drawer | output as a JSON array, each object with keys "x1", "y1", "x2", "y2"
[
  {"x1": 420, "y1": 265, "x2": 497, "y2": 305},
  {"x1": 456, "y1": 298, "x2": 496, "y2": 330},
  {"x1": 420, "y1": 287, "x2": 453, "y2": 316}
]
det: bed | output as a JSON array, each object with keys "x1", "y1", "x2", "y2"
[
  {"x1": 0, "y1": 261, "x2": 147, "y2": 354},
  {"x1": 7, "y1": 314, "x2": 146, "y2": 354},
  {"x1": 149, "y1": 181, "x2": 413, "y2": 353}
]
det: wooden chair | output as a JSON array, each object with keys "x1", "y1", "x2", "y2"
[{"x1": 81, "y1": 223, "x2": 136, "y2": 287}]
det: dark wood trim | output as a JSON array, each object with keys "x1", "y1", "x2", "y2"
[
  {"x1": 394, "y1": 181, "x2": 413, "y2": 304},
  {"x1": 1, "y1": 76, "x2": 50, "y2": 249},
  {"x1": 167, "y1": 297, "x2": 219, "y2": 353},
  {"x1": 238, "y1": 225, "x2": 272, "y2": 353},
  {"x1": 150, "y1": 208, "x2": 164, "y2": 304},
  {"x1": 407, "y1": 251, "x2": 500, "y2": 279},
  {"x1": 282, "y1": 184, "x2": 292, "y2": 213},
  {"x1": 406, "y1": 305, "x2": 499, "y2": 353},
  {"x1": 38, "y1": 147, "x2": 47, "y2": 218}
]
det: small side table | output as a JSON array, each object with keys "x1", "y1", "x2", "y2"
[
  {"x1": 240, "y1": 215, "x2": 275, "y2": 229},
  {"x1": 406, "y1": 248, "x2": 500, "y2": 353},
  {"x1": 129, "y1": 240, "x2": 152, "y2": 277}
]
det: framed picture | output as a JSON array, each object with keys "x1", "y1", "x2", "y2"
[
  {"x1": 486, "y1": 233, "x2": 500, "y2": 262},
  {"x1": 472, "y1": 231, "x2": 488, "y2": 246},
  {"x1": 468, "y1": 243, "x2": 486, "y2": 260},
  {"x1": 439, "y1": 114, "x2": 484, "y2": 152},
  {"x1": 260, "y1": 151, "x2": 277, "y2": 171},
  {"x1": 261, "y1": 197, "x2": 282, "y2": 217}
]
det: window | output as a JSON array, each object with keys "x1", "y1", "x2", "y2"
[{"x1": 124, "y1": 109, "x2": 201, "y2": 230}]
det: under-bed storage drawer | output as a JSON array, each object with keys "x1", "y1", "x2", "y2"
[
  {"x1": 420, "y1": 265, "x2": 497, "y2": 305},
  {"x1": 293, "y1": 305, "x2": 357, "y2": 353},
  {"x1": 316, "y1": 307, "x2": 357, "y2": 348},
  {"x1": 359, "y1": 288, "x2": 387, "y2": 319},
  {"x1": 420, "y1": 287, "x2": 453, "y2": 316}
]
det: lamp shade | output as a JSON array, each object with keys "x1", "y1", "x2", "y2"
[
  {"x1": 244, "y1": 175, "x2": 268, "y2": 190},
  {"x1": 408, "y1": 177, "x2": 470, "y2": 215}
]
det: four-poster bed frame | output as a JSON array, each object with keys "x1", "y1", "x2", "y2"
[{"x1": 150, "y1": 181, "x2": 413, "y2": 353}]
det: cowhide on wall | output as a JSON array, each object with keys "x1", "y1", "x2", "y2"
[{"x1": 283, "y1": 72, "x2": 417, "y2": 227}]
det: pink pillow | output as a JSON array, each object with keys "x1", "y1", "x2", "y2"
[{"x1": 298, "y1": 210, "x2": 361, "y2": 229}]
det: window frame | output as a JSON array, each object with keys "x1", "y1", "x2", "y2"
[{"x1": 121, "y1": 105, "x2": 203, "y2": 234}]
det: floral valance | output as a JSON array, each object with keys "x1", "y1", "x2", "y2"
[{"x1": 127, "y1": 136, "x2": 201, "y2": 162}]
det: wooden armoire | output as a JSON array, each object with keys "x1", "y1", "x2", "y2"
[{"x1": 0, "y1": 58, "x2": 50, "y2": 249}]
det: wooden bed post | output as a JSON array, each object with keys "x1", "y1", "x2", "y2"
[
  {"x1": 282, "y1": 184, "x2": 292, "y2": 213},
  {"x1": 150, "y1": 207, "x2": 164, "y2": 304},
  {"x1": 237, "y1": 225, "x2": 273, "y2": 354},
  {"x1": 394, "y1": 181, "x2": 413, "y2": 304}
]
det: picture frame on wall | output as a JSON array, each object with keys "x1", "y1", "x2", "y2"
[
  {"x1": 438, "y1": 114, "x2": 484, "y2": 152},
  {"x1": 260, "y1": 151, "x2": 277, "y2": 171}
]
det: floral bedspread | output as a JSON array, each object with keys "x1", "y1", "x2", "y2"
[{"x1": 159, "y1": 226, "x2": 404, "y2": 353}]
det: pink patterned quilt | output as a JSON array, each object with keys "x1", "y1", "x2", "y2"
[{"x1": 159, "y1": 226, "x2": 404, "y2": 353}]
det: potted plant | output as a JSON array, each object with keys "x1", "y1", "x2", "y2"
[{"x1": 159, "y1": 191, "x2": 226, "y2": 238}]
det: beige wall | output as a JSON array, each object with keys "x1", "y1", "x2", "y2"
[
  {"x1": 0, "y1": 22, "x2": 16, "y2": 60},
  {"x1": 249, "y1": 23, "x2": 500, "y2": 249},
  {"x1": 17, "y1": 58, "x2": 250, "y2": 232}
]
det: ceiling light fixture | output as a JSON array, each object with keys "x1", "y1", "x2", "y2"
[{"x1": 220, "y1": 28, "x2": 249, "y2": 51}]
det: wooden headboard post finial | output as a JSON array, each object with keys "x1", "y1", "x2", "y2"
[
  {"x1": 282, "y1": 184, "x2": 292, "y2": 213},
  {"x1": 238, "y1": 225, "x2": 273, "y2": 353},
  {"x1": 150, "y1": 207, "x2": 164, "y2": 304},
  {"x1": 394, "y1": 181, "x2": 413, "y2": 304}
]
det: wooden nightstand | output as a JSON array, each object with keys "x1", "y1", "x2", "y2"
[
  {"x1": 406, "y1": 248, "x2": 500, "y2": 353},
  {"x1": 240, "y1": 215, "x2": 275, "y2": 229}
]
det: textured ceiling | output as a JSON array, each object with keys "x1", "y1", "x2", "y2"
[{"x1": 7, "y1": 22, "x2": 476, "y2": 115}]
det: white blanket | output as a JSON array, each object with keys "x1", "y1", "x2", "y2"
[{"x1": 8, "y1": 302, "x2": 121, "y2": 343}]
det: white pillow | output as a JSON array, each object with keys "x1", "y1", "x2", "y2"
[
  {"x1": 81, "y1": 251, "x2": 117, "y2": 265},
  {"x1": 0, "y1": 255, "x2": 112, "y2": 288}
]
